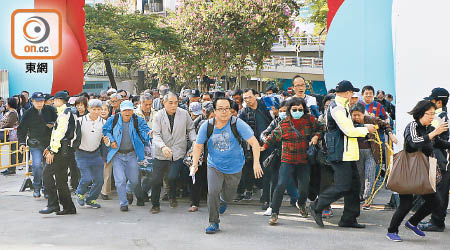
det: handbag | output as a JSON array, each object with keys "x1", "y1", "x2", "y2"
[
  {"x1": 263, "y1": 148, "x2": 280, "y2": 169},
  {"x1": 386, "y1": 150, "x2": 437, "y2": 195},
  {"x1": 289, "y1": 121, "x2": 317, "y2": 164}
]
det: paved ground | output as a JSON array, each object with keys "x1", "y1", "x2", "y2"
[{"x1": 1, "y1": 168, "x2": 449, "y2": 250}]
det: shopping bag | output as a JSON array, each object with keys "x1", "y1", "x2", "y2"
[{"x1": 386, "y1": 150, "x2": 436, "y2": 195}]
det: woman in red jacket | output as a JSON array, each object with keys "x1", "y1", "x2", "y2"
[{"x1": 262, "y1": 97, "x2": 322, "y2": 225}]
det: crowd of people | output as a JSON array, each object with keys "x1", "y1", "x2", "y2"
[{"x1": 0, "y1": 76, "x2": 448, "y2": 242}]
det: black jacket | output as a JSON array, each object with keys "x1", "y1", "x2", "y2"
[
  {"x1": 17, "y1": 105, "x2": 57, "y2": 147},
  {"x1": 404, "y1": 120, "x2": 450, "y2": 157},
  {"x1": 238, "y1": 99, "x2": 273, "y2": 141}
]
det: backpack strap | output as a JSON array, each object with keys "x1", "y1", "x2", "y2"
[
  {"x1": 206, "y1": 118, "x2": 215, "y2": 142},
  {"x1": 132, "y1": 114, "x2": 145, "y2": 144}
]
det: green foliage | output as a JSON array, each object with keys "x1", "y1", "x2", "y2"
[{"x1": 302, "y1": 0, "x2": 328, "y2": 34}]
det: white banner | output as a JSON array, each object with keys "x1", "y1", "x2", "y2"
[{"x1": 392, "y1": 0, "x2": 450, "y2": 152}]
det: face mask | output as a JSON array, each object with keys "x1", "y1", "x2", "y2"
[
  {"x1": 290, "y1": 110, "x2": 304, "y2": 119},
  {"x1": 279, "y1": 112, "x2": 287, "y2": 120}
]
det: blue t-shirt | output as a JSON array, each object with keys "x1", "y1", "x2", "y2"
[{"x1": 197, "y1": 118, "x2": 254, "y2": 174}]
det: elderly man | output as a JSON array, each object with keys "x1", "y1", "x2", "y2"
[
  {"x1": 292, "y1": 75, "x2": 320, "y2": 118},
  {"x1": 103, "y1": 100, "x2": 152, "y2": 211},
  {"x1": 151, "y1": 92, "x2": 196, "y2": 214},
  {"x1": 108, "y1": 93, "x2": 122, "y2": 117}
]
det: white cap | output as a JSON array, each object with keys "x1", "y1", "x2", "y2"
[{"x1": 107, "y1": 88, "x2": 117, "y2": 94}]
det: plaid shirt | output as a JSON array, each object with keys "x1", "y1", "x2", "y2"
[{"x1": 263, "y1": 114, "x2": 321, "y2": 164}]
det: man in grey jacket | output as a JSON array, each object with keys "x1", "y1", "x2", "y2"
[{"x1": 151, "y1": 92, "x2": 196, "y2": 213}]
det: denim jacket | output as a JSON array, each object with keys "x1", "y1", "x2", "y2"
[{"x1": 102, "y1": 114, "x2": 151, "y2": 163}]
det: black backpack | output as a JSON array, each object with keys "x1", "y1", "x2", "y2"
[
  {"x1": 206, "y1": 116, "x2": 246, "y2": 152},
  {"x1": 112, "y1": 113, "x2": 145, "y2": 144}
]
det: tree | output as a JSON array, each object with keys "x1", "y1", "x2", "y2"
[
  {"x1": 302, "y1": 0, "x2": 328, "y2": 35},
  {"x1": 84, "y1": 4, "x2": 180, "y2": 90},
  {"x1": 163, "y1": 0, "x2": 300, "y2": 89}
]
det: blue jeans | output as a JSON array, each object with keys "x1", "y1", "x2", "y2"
[
  {"x1": 112, "y1": 151, "x2": 139, "y2": 206},
  {"x1": 30, "y1": 147, "x2": 45, "y2": 191},
  {"x1": 75, "y1": 150, "x2": 104, "y2": 202},
  {"x1": 271, "y1": 162, "x2": 310, "y2": 214}
]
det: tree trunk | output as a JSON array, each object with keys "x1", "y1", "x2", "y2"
[{"x1": 104, "y1": 59, "x2": 117, "y2": 89}]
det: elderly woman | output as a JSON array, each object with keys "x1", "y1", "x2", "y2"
[
  {"x1": 386, "y1": 100, "x2": 449, "y2": 242},
  {"x1": 262, "y1": 97, "x2": 322, "y2": 225}
]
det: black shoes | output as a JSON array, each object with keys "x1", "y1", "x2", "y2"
[
  {"x1": 127, "y1": 193, "x2": 134, "y2": 205},
  {"x1": 151, "y1": 206, "x2": 160, "y2": 214},
  {"x1": 136, "y1": 200, "x2": 145, "y2": 206},
  {"x1": 56, "y1": 209, "x2": 77, "y2": 215},
  {"x1": 120, "y1": 205, "x2": 129, "y2": 212},
  {"x1": 309, "y1": 200, "x2": 324, "y2": 228},
  {"x1": 39, "y1": 207, "x2": 60, "y2": 214},
  {"x1": 169, "y1": 199, "x2": 178, "y2": 208},
  {"x1": 418, "y1": 221, "x2": 445, "y2": 232},
  {"x1": 338, "y1": 222, "x2": 366, "y2": 229}
]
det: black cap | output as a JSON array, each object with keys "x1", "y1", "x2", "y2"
[
  {"x1": 189, "y1": 89, "x2": 201, "y2": 98},
  {"x1": 31, "y1": 92, "x2": 45, "y2": 101},
  {"x1": 44, "y1": 94, "x2": 52, "y2": 101},
  {"x1": 51, "y1": 91, "x2": 69, "y2": 101},
  {"x1": 335, "y1": 80, "x2": 360, "y2": 93},
  {"x1": 429, "y1": 87, "x2": 449, "y2": 99}
]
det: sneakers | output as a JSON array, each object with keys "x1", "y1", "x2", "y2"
[
  {"x1": 205, "y1": 223, "x2": 220, "y2": 234},
  {"x1": 151, "y1": 206, "x2": 160, "y2": 214},
  {"x1": 120, "y1": 205, "x2": 128, "y2": 212},
  {"x1": 188, "y1": 206, "x2": 198, "y2": 212},
  {"x1": 33, "y1": 190, "x2": 41, "y2": 199},
  {"x1": 269, "y1": 213, "x2": 278, "y2": 225},
  {"x1": 243, "y1": 191, "x2": 252, "y2": 200},
  {"x1": 405, "y1": 221, "x2": 425, "y2": 237},
  {"x1": 322, "y1": 208, "x2": 334, "y2": 218},
  {"x1": 386, "y1": 233, "x2": 402, "y2": 242},
  {"x1": 76, "y1": 194, "x2": 85, "y2": 207},
  {"x1": 219, "y1": 202, "x2": 227, "y2": 214},
  {"x1": 418, "y1": 221, "x2": 445, "y2": 232},
  {"x1": 169, "y1": 199, "x2": 178, "y2": 208},
  {"x1": 233, "y1": 193, "x2": 243, "y2": 202},
  {"x1": 362, "y1": 203, "x2": 371, "y2": 210},
  {"x1": 296, "y1": 201, "x2": 308, "y2": 218},
  {"x1": 86, "y1": 200, "x2": 101, "y2": 209},
  {"x1": 264, "y1": 207, "x2": 272, "y2": 216}
]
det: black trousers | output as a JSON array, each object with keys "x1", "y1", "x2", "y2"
[
  {"x1": 430, "y1": 169, "x2": 450, "y2": 227},
  {"x1": 190, "y1": 161, "x2": 208, "y2": 207},
  {"x1": 43, "y1": 152, "x2": 75, "y2": 210},
  {"x1": 388, "y1": 193, "x2": 438, "y2": 233},
  {"x1": 68, "y1": 149, "x2": 80, "y2": 190},
  {"x1": 315, "y1": 161, "x2": 361, "y2": 224}
]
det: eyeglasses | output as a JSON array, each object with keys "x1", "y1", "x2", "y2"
[
  {"x1": 291, "y1": 108, "x2": 304, "y2": 112},
  {"x1": 424, "y1": 112, "x2": 435, "y2": 116},
  {"x1": 216, "y1": 108, "x2": 230, "y2": 113},
  {"x1": 294, "y1": 84, "x2": 306, "y2": 87}
]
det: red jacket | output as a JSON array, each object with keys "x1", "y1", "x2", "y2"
[{"x1": 263, "y1": 114, "x2": 321, "y2": 164}]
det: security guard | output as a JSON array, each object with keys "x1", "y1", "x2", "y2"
[{"x1": 39, "y1": 91, "x2": 77, "y2": 215}]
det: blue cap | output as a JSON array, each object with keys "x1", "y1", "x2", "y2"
[
  {"x1": 189, "y1": 102, "x2": 202, "y2": 115},
  {"x1": 120, "y1": 100, "x2": 134, "y2": 111},
  {"x1": 31, "y1": 92, "x2": 45, "y2": 101}
]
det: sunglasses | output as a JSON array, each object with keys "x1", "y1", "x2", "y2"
[{"x1": 291, "y1": 108, "x2": 304, "y2": 112}]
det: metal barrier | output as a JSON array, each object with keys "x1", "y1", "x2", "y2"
[
  {"x1": 274, "y1": 36, "x2": 326, "y2": 47},
  {"x1": 0, "y1": 128, "x2": 32, "y2": 191}
]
